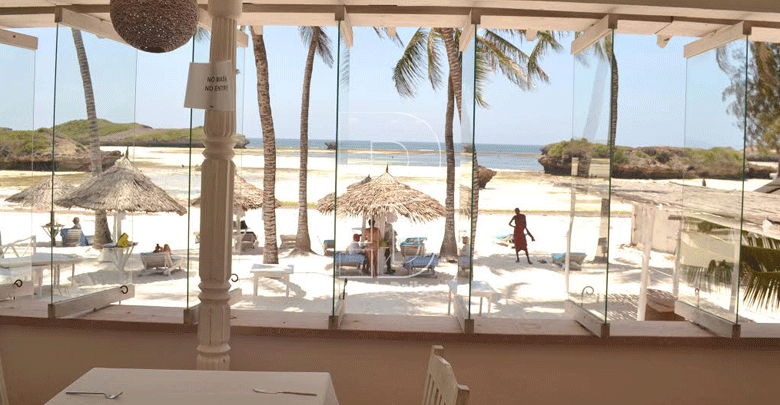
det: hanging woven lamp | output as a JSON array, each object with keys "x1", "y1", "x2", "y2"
[{"x1": 110, "y1": 0, "x2": 199, "y2": 53}]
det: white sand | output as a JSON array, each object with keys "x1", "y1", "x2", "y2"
[{"x1": 0, "y1": 146, "x2": 777, "y2": 322}]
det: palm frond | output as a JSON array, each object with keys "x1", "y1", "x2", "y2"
[
  {"x1": 299, "y1": 27, "x2": 334, "y2": 67},
  {"x1": 477, "y1": 33, "x2": 531, "y2": 91},
  {"x1": 741, "y1": 245, "x2": 780, "y2": 309},
  {"x1": 426, "y1": 29, "x2": 444, "y2": 90},
  {"x1": 393, "y1": 28, "x2": 436, "y2": 98},
  {"x1": 373, "y1": 27, "x2": 403, "y2": 46},
  {"x1": 194, "y1": 27, "x2": 210, "y2": 42}
]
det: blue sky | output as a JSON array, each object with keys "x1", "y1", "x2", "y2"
[{"x1": 0, "y1": 26, "x2": 745, "y2": 148}]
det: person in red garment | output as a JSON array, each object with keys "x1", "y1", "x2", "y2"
[{"x1": 509, "y1": 208, "x2": 535, "y2": 264}]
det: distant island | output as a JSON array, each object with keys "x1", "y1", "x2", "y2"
[
  {"x1": 538, "y1": 139, "x2": 776, "y2": 180},
  {"x1": 0, "y1": 119, "x2": 249, "y2": 172}
]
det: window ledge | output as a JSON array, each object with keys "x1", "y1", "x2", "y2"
[{"x1": 2, "y1": 300, "x2": 780, "y2": 346}]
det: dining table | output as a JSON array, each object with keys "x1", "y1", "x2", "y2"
[
  {"x1": 0, "y1": 252, "x2": 83, "y2": 296},
  {"x1": 46, "y1": 368, "x2": 340, "y2": 405}
]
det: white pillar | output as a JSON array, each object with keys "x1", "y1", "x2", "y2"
[
  {"x1": 637, "y1": 205, "x2": 655, "y2": 321},
  {"x1": 197, "y1": 0, "x2": 241, "y2": 371}
]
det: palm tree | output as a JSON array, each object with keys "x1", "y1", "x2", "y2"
[
  {"x1": 250, "y1": 27, "x2": 279, "y2": 264},
  {"x1": 590, "y1": 35, "x2": 618, "y2": 153},
  {"x1": 293, "y1": 27, "x2": 334, "y2": 255},
  {"x1": 393, "y1": 28, "x2": 562, "y2": 259},
  {"x1": 71, "y1": 28, "x2": 111, "y2": 248}
]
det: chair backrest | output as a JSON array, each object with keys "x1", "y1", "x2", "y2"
[
  {"x1": 422, "y1": 345, "x2": 469, "y2": 405},
  {"x1": 142, "y1": 252, "x2": 173, "y2": 268},
  {"x1": 0, "y1": 236, "x2": 36, "y2": 258},
  {"x1": 63, "y1": 229, "x2": 83, "y2": 247}
]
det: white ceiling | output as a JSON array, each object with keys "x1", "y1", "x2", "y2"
[{"x1": 1, "y1": 0, "x2": 780, "y2": 40}]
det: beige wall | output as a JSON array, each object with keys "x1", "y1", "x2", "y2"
[{"x1": 2, "y1": 324, "x2": 780, "y2": 405}]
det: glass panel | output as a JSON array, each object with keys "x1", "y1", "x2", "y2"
[
  {"x1": 740, "y1": 40, "x2": 780, "y2": 323},
  {"x1": 50, "y1": 25, "x2": 137, "y2": 305},
  {"x1": 131, "y1": 37, "x2": 200, "y2": 308},
  {"x1": 331, "y1": 25, "x2": 457, "y2": 318},
  {"x1": 605, "y1": 34, "x2": 688, "y2": 321},
  {"x1": 333, "y1": 22, "x2": 349, "y2": 316},
  {"x1": 567, "y1": 30, "x2": 614, "y2": 322},
  {"x1": 229, "y1": 26, "x2": 337, "y2": 314},
  {"x1": 678, "y1": 38, "x2": 748, "y2": 323},
  {"x1": 186, "y1": 31, "x2": 210, "y2": 307},
  {"x1": 471, "y1": 30, "x2": 573, "y2": 320},
  {"x1": 0, "y1": 34, "x2": 38, "y2": 303},
  {"x1": 458, "y1": 25, "x2": 477, "y2": 320}
]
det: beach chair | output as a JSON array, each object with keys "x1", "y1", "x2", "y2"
[
  {"x1": 421, "y1": 345, "x2": 469, "y2": 405},
  {"x1": 62, "y1": 228, "x2": 85, "y2": 247},
  {"x1": 495, "y1": 234, "x2": 513, "y2": 247},
  {"x1": 140, "y1": 251, "x2": 183, "y2": 276},
  {"x1": 403, "y1": 253, "x2": 439, "y2": 277},
  {"x1": 322, "y1": 239, "x2": 335, "y2": 257},
  {"x1": 400, "y1": 237, "x2": 427, "y2": 257},
  {"x1": 551, "y1": 252, "x2": 587, "y2": 270},
  {"x1": 334, "y1": 252, "x2": 366, "y2": 276},
  {"x1": 279, "y1": 234, "x2": 296, "y2": 250}
]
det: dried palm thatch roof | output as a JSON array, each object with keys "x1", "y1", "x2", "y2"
[
  {"x1": 192, "y1": 173, "x2": 280, "y2": 211},
  {"x1": 316, "y1": 175, "x2": 371, "y2": 214},
  {"x1": 755, "y1": 177, "x2": 780, "y2": 194},
  {"x1": 5, "y1": 177, "x2": 74, "y2": 210},
  {"x1": 320, "y1": 170, "x2": 444, "y2": 223},
  {"x1": 55, "y1": 157, "x2": 187, "y2": 215}
]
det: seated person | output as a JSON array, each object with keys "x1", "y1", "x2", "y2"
[
  {"x1": 59, "y1": 217, "x2": 89, "y2": 246},
  {"x1": 347, "y1": 233, "x2": 364, "y2": 255}
]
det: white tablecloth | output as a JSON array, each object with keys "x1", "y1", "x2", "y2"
[{"x1": 46, "y1": 368, "x2": 339, "y2": 405}]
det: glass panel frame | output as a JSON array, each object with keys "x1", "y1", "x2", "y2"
[{"x1": 567, "y1": 29, "x2": 615, "y2": 323}]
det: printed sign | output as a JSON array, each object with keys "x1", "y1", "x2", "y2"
[{"x1": 184, "y1": 60, "x2": 235, "y2": 111}]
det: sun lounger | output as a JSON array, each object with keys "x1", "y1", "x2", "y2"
[
  {"x1": 400, "y1": 237, "x2": 427, "y2": 256},
  {"x1": 322, "y1": 239, "x2": 335, "y2": 257},
  {"x1": 140, "y1": 251, "x2": 183, "y2": 276},
  {"x1": 251, "y1": 263, "x2": 294, "y2": 299},
  {"x1": 335, "y1": 252, "x2": 366, "y2": 268},
  {"x1": 279, "y1": 234, "x2": 296, "y2": 250},
  {"x1": 551, "y1": 252, "x2": 587, "y2": 269},
  {"x1": 402, "y1": 253, "x2": 438, "y2": 276},
  {"x1": 495, "y1": 234, "x2": 513, "y2": 247}
]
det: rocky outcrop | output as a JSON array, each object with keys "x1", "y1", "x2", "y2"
[
  {"x1": 0, "y1": 135, "x2": 121, "y2": 172},
  {"x1": 476, "y1": 166, "x2": 496, "y2": 188},
  {"x1": 539, "y1": 142, "x2": 776, "y2": 180}
]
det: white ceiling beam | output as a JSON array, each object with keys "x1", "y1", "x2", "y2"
[
  {"x1": 525, "y1": 29, "x2": 537, "y2": 41},
  {"x1": 458, "y1": 11, "x2": 478, "y2": 52},
  {"x1": 0, "y1": 27, "x2": 36, "y2": 50},
  {"x1": 54, "y1": 6, "x2": 124, "y2": 43},
  {"x1": 386, "y1": 26, "x2": 396, "y2": 37},
  {"x1": 657, "y1": 34, "x2": 671, "y2": 47},
  {"x1": 571, "y1": 14, "x2": 616, "y2": 55},
  {"x1": 198, "y1": 8, "x2": 248, "y2": 48},
  {"x1": 336, "y1": 6, "x2": 353, "y2": 48},
  {"x1": 684, "y1": 22, "x2": 750, "y2": 58},
  {"x1": 751, "y1": 26, "x2": 780, "y2": 44}
]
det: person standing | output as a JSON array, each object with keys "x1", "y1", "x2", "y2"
[
  {"x1": 509, "y1": 208, "x2": 535, "y2": 264},
  {"x1": 364, "y1": 220, "x2": 381, "y2": 277}
]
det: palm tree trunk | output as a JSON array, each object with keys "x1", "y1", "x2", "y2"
[
  {"x1": 293, "y1": 33, "x2": 317, "y2": 254},
  {"x1": 72, "y1": 28, "x2": 111, "y2": 248},
  {"x1": 609, "y1": 52, "x2": 619, "y2": 153},
  {"x1": 439, "y1": 28, "x2": 462, "y2": 118},
  {"x1": 440, "y1": 73, "x2": 458, "y2": 259},
  {"x1": 441, "y1": 28, "x2": 480, "y2": 254},
  {"x1": 251, "y1": 28, "x2": 279, "y2": 264}
]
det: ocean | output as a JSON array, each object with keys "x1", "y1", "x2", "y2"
[{"x1": 247, "y1": 138, "x2": 544, "y2": 171}]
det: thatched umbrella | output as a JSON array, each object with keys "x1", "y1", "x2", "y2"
[
  {"x1": 324, "y1": 170, "x2": 444, "y2": 223},
  {"x1": 56, "y1": 157, "x2": 187, "y2": 237},
  {"x1": 192, "y1": 173, "x2": 279, "y2": 254},
  {"x1": 5, "y1": 177, "x2": 74, "y2": 210},
  {"x1": 192, "y1": 173, "x2": 280, "y2": 212},
  {"x1": 316, "y1": 174, "x2": 371, "y2": 215}
]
